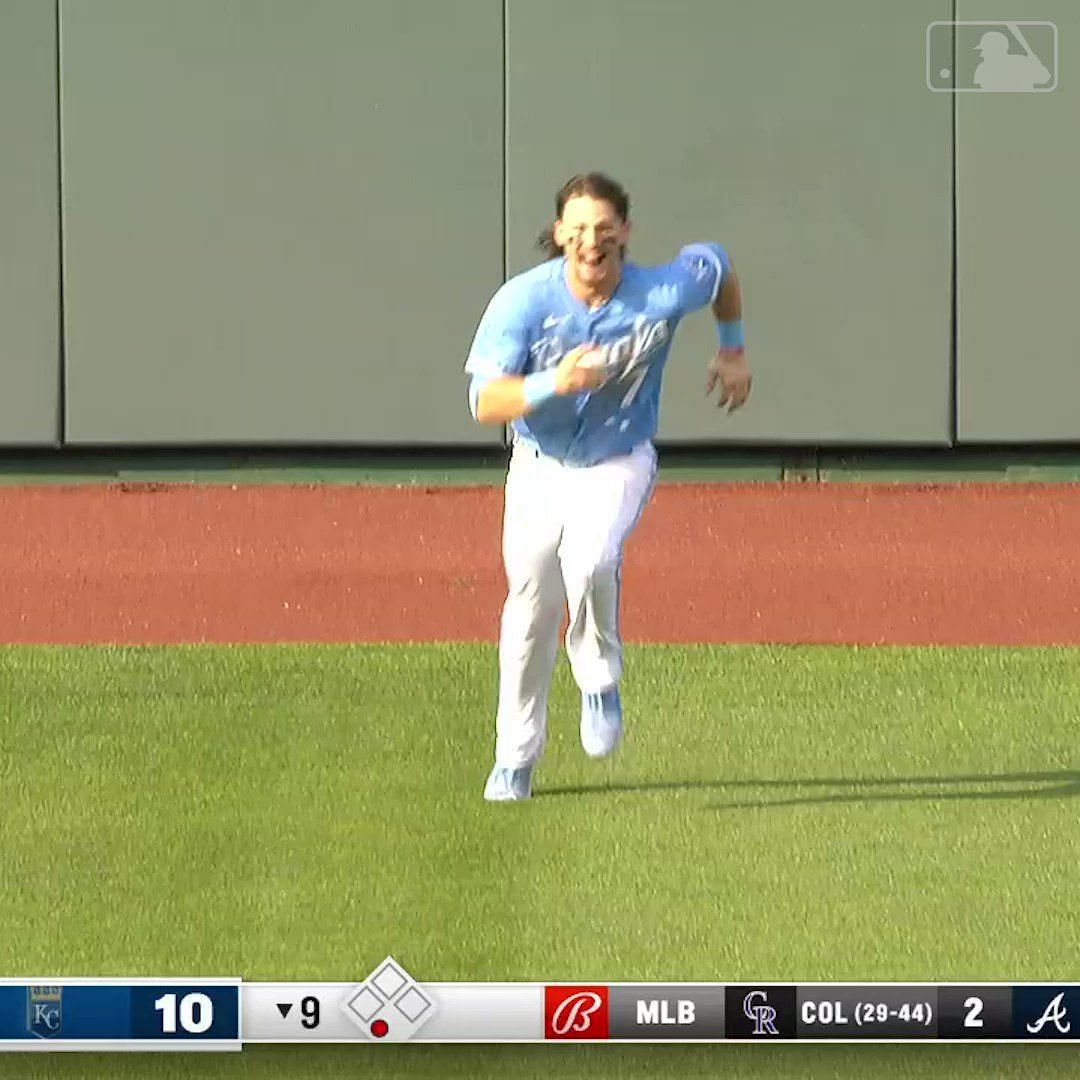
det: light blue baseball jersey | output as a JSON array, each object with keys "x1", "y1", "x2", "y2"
[{"x1": 465, "y1": 243, "x2": 730, "y2": 467}]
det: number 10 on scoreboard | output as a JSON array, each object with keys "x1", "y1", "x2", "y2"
[
  {"x1": 154, "y1": 992, "x2": 216, "y2": 1035},
  {"x1": 130, "y1": 984, "x2": 240, "y2": 1042}
]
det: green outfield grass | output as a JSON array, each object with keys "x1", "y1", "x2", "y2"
[{"x1": 1, "y1": 643, "x2": 1078, "y2": 1079}]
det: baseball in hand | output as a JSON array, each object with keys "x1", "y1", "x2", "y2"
[{"x1": 577, "y1": 349, "x2": 607, "y2": 370}]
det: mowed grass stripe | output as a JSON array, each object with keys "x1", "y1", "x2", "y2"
[{"x1": 0, "y1": 644, "x2": 1077, "y2": 990}]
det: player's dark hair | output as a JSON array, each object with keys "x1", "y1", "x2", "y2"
[{"x1": 536, "y1": 172, "x2": 630, "y2": 260}]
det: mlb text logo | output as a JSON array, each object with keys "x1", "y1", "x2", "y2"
[
  {"x1": 27, "y1": 986, "x2": 62, "y2": 1039},
  {"x1": 544, "y1": 986, "x2": 610, "y2": 1039},
  {"x1": 927, "y1": 22, "x2": 1057, "y2": 92}
]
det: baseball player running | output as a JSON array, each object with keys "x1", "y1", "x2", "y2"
[{"x1": 465, "y1": 172, "x2": 751, "y2": 801}]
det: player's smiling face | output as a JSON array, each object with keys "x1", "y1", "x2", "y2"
[{"x1": 554, "y1": 195, "x2": 631, "y2": 294}]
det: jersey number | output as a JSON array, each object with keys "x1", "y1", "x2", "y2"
[{"x1": 619, "y1": 364, "x2": 649, "y2": 409}]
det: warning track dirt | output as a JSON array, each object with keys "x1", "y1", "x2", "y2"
[{"x1": 2, "y1": 482, "x2": 1078, "y2": 645}]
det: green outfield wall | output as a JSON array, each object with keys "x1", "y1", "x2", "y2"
[
  {"x1": 0, "y1": 2, "x2": 1074, "y2": 448},
  {"x1": 0, "y1": 0, "x2": 61, "y2": 445},
  {"x1": 955, "y1": 0, "x2": 1078, "y2": 441}
]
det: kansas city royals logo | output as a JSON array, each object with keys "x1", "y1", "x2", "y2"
[
  {"x1": 743, "y1": 990, "x2": 780, "y2": 1036},
  {"x1": 1027, "y1": 992, "x2": 1071, "y2": 1035},
  {"x1": 27, "y1": 986, "x2": 62, "y2": 1039}
]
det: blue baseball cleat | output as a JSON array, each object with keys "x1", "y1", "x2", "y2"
[
  {"x1": 483, "y1": 765, "x2": 534, "y2": 802},
  {"x1": 581, "y1": 687, "x2": 623, "y2": 758}
]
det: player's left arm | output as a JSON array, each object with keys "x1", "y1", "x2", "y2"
[
  {"x1": 706, "y1": 261, "x2": 752, "y2": 414},
  {"x1": 673, "y1": 242, "x2": 752, "y2": 414}
]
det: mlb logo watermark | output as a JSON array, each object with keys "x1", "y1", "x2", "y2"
[{"x1": 927, "y1": 21, "x2": 1058, "y2": 91}]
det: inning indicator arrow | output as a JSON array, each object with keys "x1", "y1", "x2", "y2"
[{"x1": 277, "y1": 1002, "x2": 294, "y2": 1019}]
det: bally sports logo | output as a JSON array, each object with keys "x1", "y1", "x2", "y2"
[{"x1": 544, "y1": 986, "x2": 610, "y2": 1039}]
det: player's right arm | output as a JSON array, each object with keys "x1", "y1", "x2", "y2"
[
  {"x1": 472, "y1": 348, "x2": 605, "y2": 424},
  {"x1": 464, "y1": 283, "x2": 605, "y2": 425}
]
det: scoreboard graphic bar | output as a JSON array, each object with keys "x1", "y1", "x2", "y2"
[
  {"x1": 3, "y1": 972, "x2": 1080, "y2": 1048},
  {"x1": 241, "y1": 980, "x2": 1078, "y2": 1043}
]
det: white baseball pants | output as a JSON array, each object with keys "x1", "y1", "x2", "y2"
[{"x1": 493, "y1": 439, "x2": 658, "y2": 768}]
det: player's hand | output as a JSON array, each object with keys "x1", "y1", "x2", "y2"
[
  {"x1": 706, "y1": 349, "x2": 752, "y2": 413},
  {"x1": 555, "y1": 343, "x2": 608, "y2": 395}
]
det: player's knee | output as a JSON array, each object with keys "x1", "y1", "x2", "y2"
[
  {"x1": 564, "y1": 550, "x2": 620, "y2": 591},
  {"x1": 506, "y1": 569, "x2": 563, "y2": 610}
]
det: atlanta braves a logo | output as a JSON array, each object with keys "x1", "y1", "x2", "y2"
[
  {"x1": 1027, "y1": 992, "x2": 1071, "y2": 1035},
  {"x1": 544, "y1": 986, "x2": 610, "y2": 1039}
]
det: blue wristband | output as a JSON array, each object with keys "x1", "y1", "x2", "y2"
[
  {"x1": 716, "y1": 318, "x2": 745, "y2": 351},
  {"x1": 522, "y1": 368, "x2": 559, "y2": 407}
]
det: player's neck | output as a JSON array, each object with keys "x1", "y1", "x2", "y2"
[{"x1": 564, "y1": 261, "x2": 622, "y2": 311}]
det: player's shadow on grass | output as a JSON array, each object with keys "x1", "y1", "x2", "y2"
[{"x1": 537, "y1": 770, "x2": 1080, "y2": 810}]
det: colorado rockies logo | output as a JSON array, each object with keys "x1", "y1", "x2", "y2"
[{"x1": 743, "y1": 990, "x2": 780, "y2": 1036}]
